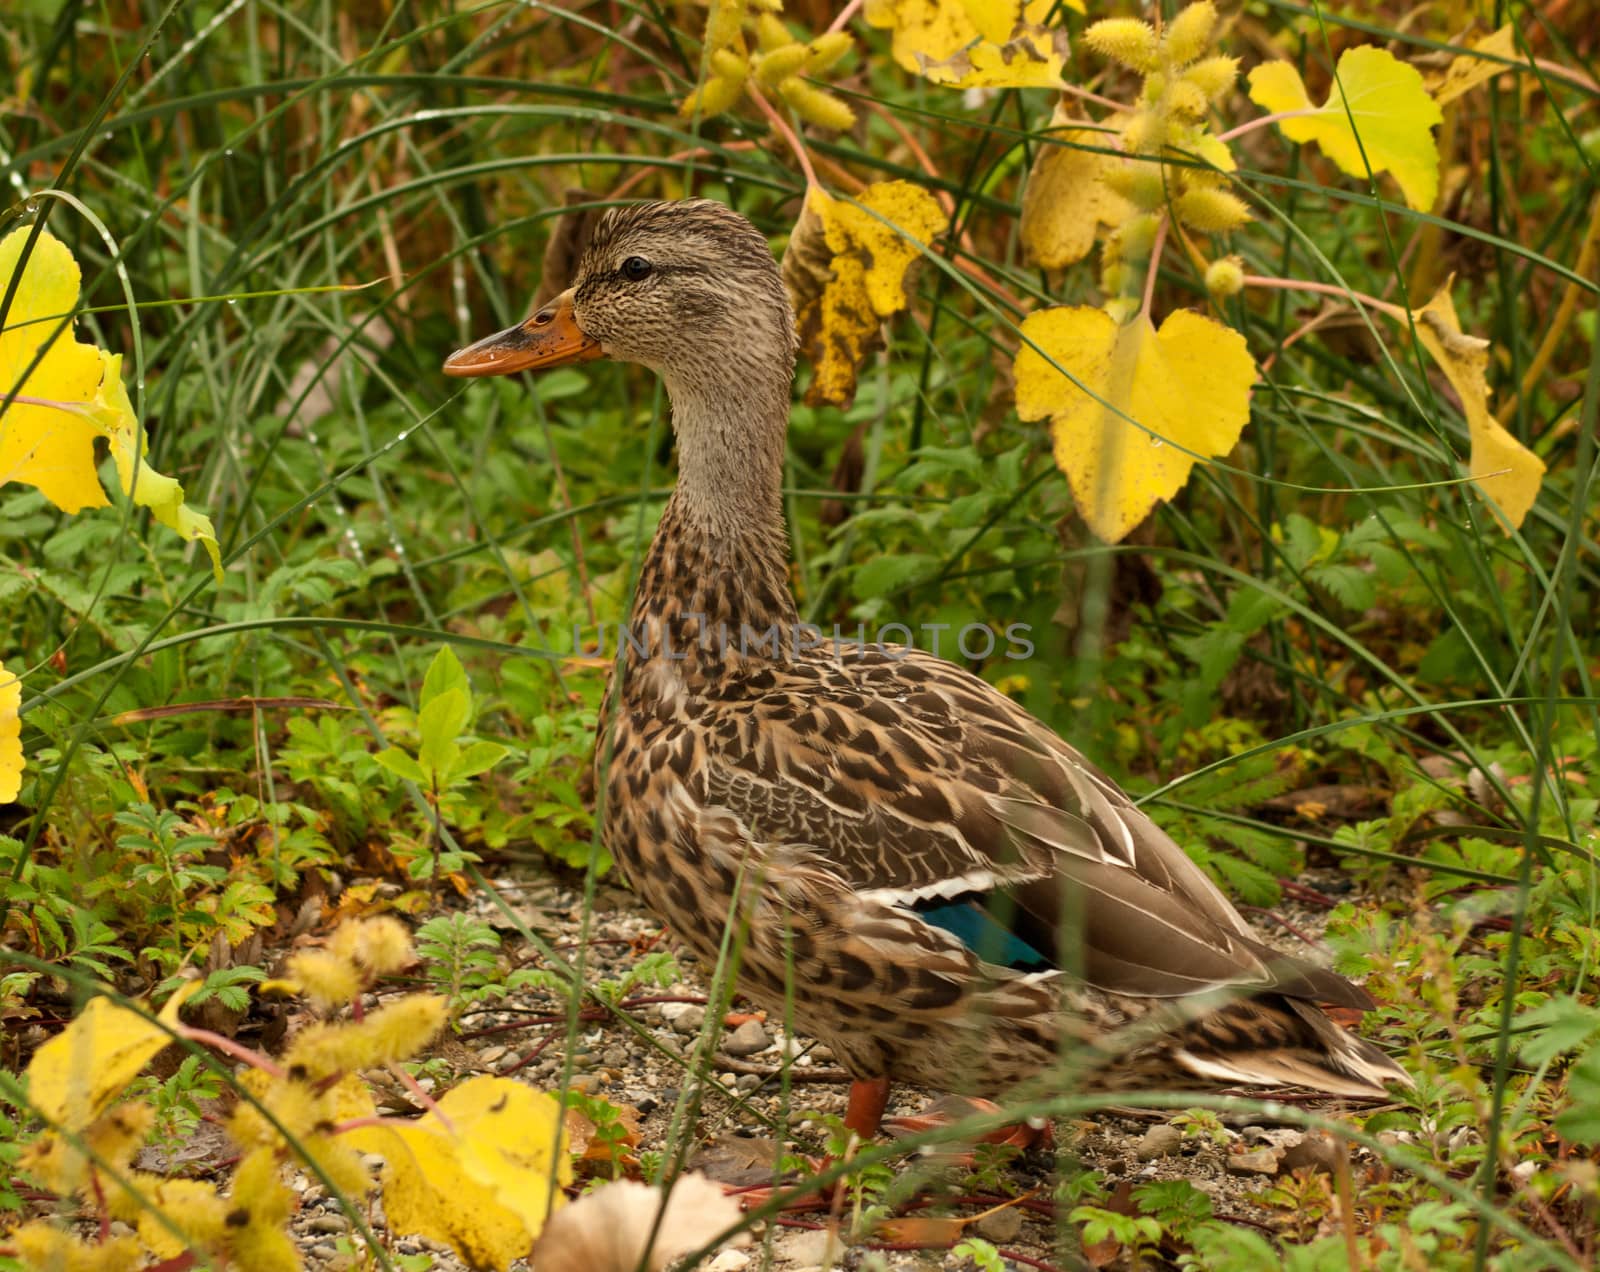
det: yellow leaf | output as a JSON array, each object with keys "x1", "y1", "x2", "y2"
[
  {"x1": 1020, "y1": 111, "x2": 1133, "y2": 269},
  {"x1": 0, "y1": 227, "x2": 110, "y2": 513},
  {"x1": 1431, "y1": 26, "x2": 1519, "y2": 107},
  {"x1": 1015, "y1": 306, "x2": 1255, "y2": 542},
  {"x1": 0, "y1": 226, "x2": 223, "y2": 577},
  {"x1": 91, "y1": 351, "x2": 224, "y2": 581},
  {"x1": 0, "y1": 658, "x2": 20, "y2": 804},
  {"x1": 346, "y1": 1076, "x2": 571, "y2": 1271},
  {"x1": 782, "y1": 180, "x2": 948, "y2": 407},
  {"x1": 1410, "y1": 283, "x2": 1543, "y2": 531},
  {"x1": 1248, "y1": 46, "x2": 1443, "y2": 209},
  {"x1": 864, "y1": 0, "x2": 1078, "y2": 89},
  {"x1": 23, "y1": 982, "x2": 201, "y2": 1131}
]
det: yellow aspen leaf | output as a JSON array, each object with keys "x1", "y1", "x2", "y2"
[
  {"x1": 864, "y1": 0, "x2": 1078, "y2": 89},
  {"x1": 0, "y1": 227, "x2": 109, "y2": 513},
  {"x1": 347, "y1": 1077, "x2": 570, "y2": 1270},
  {"x1": 23, "y1": 982, "x2": 201, "y2": 1131},
  {"x1": 782, "y1": 180, "x2": 948, "y2": 407},
  {"x1": 1, "y1": 227, "x2": 223, "y2": 577},
  {"x1": 1248, "y1": 47, "x2": 1442, "y2": 210},
  {"x1": 1431, "y1": 25, "x2": 1519, "y2": 107},
  {"x1": 0, "y1": 658, "x2": 20, "y2": 803},
  {"x1": 1020, "y1": 111, "x2": 1134, "y2": 269},
  {"x1": 1015, "y1": 306, "x2": 1255, "y2": 542},
  {"x1": 1410, "y1": 283, "x2": 1543, "y2": 531}
]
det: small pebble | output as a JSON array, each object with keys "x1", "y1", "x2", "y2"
[
  {"x1": 667, "y1": 1005, "x2": 707, "y2": 1035},
  {"x1": 478, "y1": 1045, "x2": 508, "y2": 1067},
  {"x1": 736, "y1": 1073, "x2": 762, "y2": 1093},
  {"x1": 1226, "y1": 1147, "x2": 1282, "y2": 1176},
  {"x1": 307, "y1": 1215, "x2": 349, "y2": 1234},
  {"x1": 602, "y1": 1045, "x2": 630, "y2": 1067},
  {"x1": 724, "y1": 1019, "x2": 772, "y2": 1056},
  {"x1": 308, "y1": 1244, "x2": 339, "y2": 1262},
  {"x1": 707, "y1": 1252, "x2": 751, "y2": 1272},
  {"x1": 1135, "y1": 1124, "x2": 1182, "y2": 1161},
  {"x1": 974, "y1": 1204, "x2": 1024, "y2": 1244}
]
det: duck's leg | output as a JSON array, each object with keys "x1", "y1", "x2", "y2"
[{"x1": 843, "y1": 1076, "x2": 891, "y2": 1141}]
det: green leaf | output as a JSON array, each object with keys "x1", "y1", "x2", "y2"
[
  {"x1": 454, "y1": 741, "x2": 509, "y2": 780},
  {"x1": 375, "y1": 747, "x2": 429, "y2": 785},
  {"x1": 854, "y1": 552, "x2": 940, "y2": 599},
  {"x1": 419, "y1": 687, "x2": 471, "y2": 774},
  {"x1": 421, "y1": 646, "x2": 470, "y2": 714}
]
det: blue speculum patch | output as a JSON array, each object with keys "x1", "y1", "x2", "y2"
[{"x1": 915, "y1": 898, "x2": 1052, "y2": 971}]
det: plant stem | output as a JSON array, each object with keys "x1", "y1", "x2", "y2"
[
  {"x1": 746, "y1": 82, "x2": 819, "y2": 190},
  {"x1": 1216, "y1": 107, "x2": 1323, "y2": 144},
  {"x1": 1241, "y1": 273, "x2": 1405, "y2": 321}
]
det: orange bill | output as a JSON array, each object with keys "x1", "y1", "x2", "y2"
[{"x1": 442, "y1": 287, "x2": 604, "y2": 377}]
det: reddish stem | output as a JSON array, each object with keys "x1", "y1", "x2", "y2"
[{"x1": 746, "y1": 82, "x2": 819, "y2": 190}]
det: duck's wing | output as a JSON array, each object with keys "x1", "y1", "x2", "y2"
[{"x1": 704, "y1": 645, "x2": 1369, "y2": 1010}]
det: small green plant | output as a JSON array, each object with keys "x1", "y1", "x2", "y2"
[
  {"x1": 375, "y1": 646, "x2": 509, "y2": 879},
  {"x1": 414, "y1": 913, "x2": 506, "y2": 1021},
  {"x1": 950, "y1": 1235, "x2": 1007, "y2": 1272}
]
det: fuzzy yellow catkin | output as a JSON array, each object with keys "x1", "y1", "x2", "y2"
[
  {"x1": 1117, "y1": 213, "x2": 1161, "y2": 260},
  {"x1": 231, "y1": 1147, "x2": 296, "y2": 1224},
  {"x1": 1085, "y1": 18, "x2": 1159, "y2": 73},
  {"x1": 1183, "y1": 54, "x2": 1239, "y2": 101},
  {"x1": 1121, "y1": 110, "x2": 1167, "y2": 154},
  {"x1": 13, "y1": 1221, "x2": 143, "y2": 1272},
  {"x1": 704, "y1": 0, "x2": 747, "y2": 52},
  {"x1": 1103, "y1": 162, "x2": 1168, "y2": 211},
  {"x1": 681, "y1": 74, "x2": 744, "y2": 118},
  {"x1": 353, "y1": 914, "x2": 414, "y2": 975},
  {"x1": 285, "y1": 948, "x2": 362, "y2": 1011},
  {"x1": 756, "y1": 11, "x2": 790, "y2": 50},
  {"x1": 1168, "y1": 79, "x2": 1209, "y2": 121},
  {"x1": 1162, "y1": 1, "x2": 1218, "y2": 67},
  {"x1": 756, "y1": 43, "x2": 808, "y2": 88},
  {"x1": 710, "y1": 47, "x2": 750, "y2": 82},
  {"x1": 1176, "y1": 186, "x2": 1251, "y2": 232},
  {"x1": 779, "y1": 78, "x2": 856, "y2": 131},
  {"x1": 1206, "y1": 256, "x2": 1245, "y2": 299},
  {"x1": 805, "y1": 31, "x2": 853, "y2": 73},
  {"x1": 299, "y1": 1133, "x2": 372, "y2": 1198}
]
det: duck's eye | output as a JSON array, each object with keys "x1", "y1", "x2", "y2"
[{"x1": 620, "y1": 256, "x2": 653, "y2": 281}]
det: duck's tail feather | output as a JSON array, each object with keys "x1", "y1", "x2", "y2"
[{"x1": 1172, "y1": 997, "x2": 1412, "y2": 1099}]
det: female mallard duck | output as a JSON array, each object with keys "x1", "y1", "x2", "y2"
[{"x1": 445, "y1": 199, "x2": 1409, "y2": 1134}]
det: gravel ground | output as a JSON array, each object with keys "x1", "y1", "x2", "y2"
[{"x1": 137, "y1": 864, "x2": 1396, "y2": 1271}]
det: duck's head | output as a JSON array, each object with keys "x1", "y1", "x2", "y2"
[{"x1": 444, "y1": 199, "x2": 797, "y2": 401}]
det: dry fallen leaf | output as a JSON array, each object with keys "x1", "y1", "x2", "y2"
[
  {"x1": 530, "y1": 1172, "x2": 748, "y2": 1272},
  {"x1": 1431, "y1": 25, "x2": 1519, "y2": 107}
]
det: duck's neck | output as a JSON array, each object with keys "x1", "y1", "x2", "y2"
[{"x1": 628, "y1": 369, "x2": 799, "y2": 664}]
